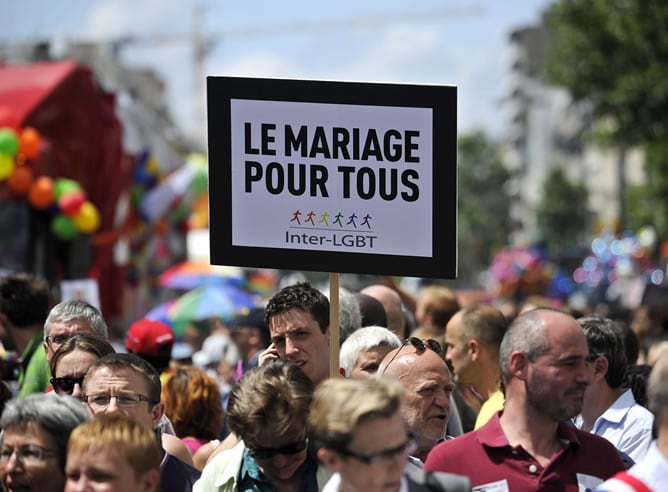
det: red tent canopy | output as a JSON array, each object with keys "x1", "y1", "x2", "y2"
[{"x1": 0, "y1": 60, "x2": 134, "y2": 319}]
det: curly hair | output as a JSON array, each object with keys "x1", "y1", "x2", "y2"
[
  {"x1": 226, "y1": 360, "x2": 314, "y2": 449},
  {"x1": 161, "y1": 366, "x2": 223, "y2": 441},
  {"x1": 264, "y1": 282, "x2": 329, "y2": 334}
]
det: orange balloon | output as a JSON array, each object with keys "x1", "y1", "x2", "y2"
[
  {"x1": 19, "y1": 127, "x2": 42, "y2": 159},
  {"x1": 7, "y1": 165, "x2": 34, "y2": 196},
  {"x1": 28, "y1": 176, "x2": 55, "y2": 209}
]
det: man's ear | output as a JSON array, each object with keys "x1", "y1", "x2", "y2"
[
  {"x1": 317, "y1": 448, "x2": 343, "y2": 472},
  {"x1": 468, "y1": 339, "x2": 481, "y2": 361},
  {"x1": 140, "y1": 469, "x2": 160, "y2": 492},
  {"x1": 594, "y1": 356, "x2": 609, "y2": 380},
  {"x1": 508, "y1": 351, "x2": 529, "y2": 380},
  {"x1": 151, "y1": 402, "x2": 165, "y2": 428}
]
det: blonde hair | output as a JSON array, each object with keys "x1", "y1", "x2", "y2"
[
  {"x1": 67, "y1": 413, "x2": 161, "y2": 488},
  {"x1": 308, "y1": 377, "x2": 404, "y2": 451}
]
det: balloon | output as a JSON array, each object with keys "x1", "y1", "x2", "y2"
[
  {"x1": 18, "y1": 127, "x2": 42, "y2": 159},
  {"x1": 73, "y1": 201, "x2": 100, "y2": 233},
  {"x1": 52, "y1": 214, "x2": 77, "y2": 241},
  {"x1": 0, "y1": 154, "x2": 14, "y2": 180},
  {"x1": 146, "y1": 156, "x2": 160, "y2": 175},
  {"x1": 59, "y1": 189, "x2": 86, "y2": 216},
  {"x1": 54, "y1": 178, "x2": 81, "y2": 201},
  {"x1": 7, "y1": 165, "x2": 33, "y2": 195},
  {"x1": 190, "y1": 169, "x2": 208, "y2": 196},
  {"x1": 0, "y1": 128, "x2": 19, "y2": 156},
  {"x1": 0, "y1": 107, "x2": 19, "y2": 131},
  {"x1": 28, "y1": 176, "x2": 55, "y2": 209}
]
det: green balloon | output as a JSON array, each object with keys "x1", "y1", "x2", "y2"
[
  {"x1": 0, "y1": 128, "x2": 19, "y2": 156},
  {"x1": 190, "y1": 170, "x2": 208, "y2": 196},
  {"x1": 54, "y1": 178, "x2": 81, "y2": 201},
  {"x1": 52, "y1": 214, "x2": 78, "y2": 241}
]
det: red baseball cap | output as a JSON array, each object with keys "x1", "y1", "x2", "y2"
[{"x1": 126, "y1": 319, "x2": 175, "y2": 357}]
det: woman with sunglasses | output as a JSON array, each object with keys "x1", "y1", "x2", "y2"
[
  {"x1": 49, "y1": 332, "x2": 115, "y2": 397},
  {"x1": 309, "y1": 377, "x2": 471, "y2": 492},
  {"x1": 194, "y1": 360, "x2": 331, "y2": 491}
]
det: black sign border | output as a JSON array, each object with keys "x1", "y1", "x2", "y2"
[{"x1": 207, "y1": 76, "x2": 457, "y2": 279}]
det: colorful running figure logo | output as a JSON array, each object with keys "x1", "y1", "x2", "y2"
[{"x1": 290, "y1": 210, "x2": 302, "y2": 225}]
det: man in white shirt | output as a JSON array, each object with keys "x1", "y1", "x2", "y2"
[
  {"x1": 575, "y1": 316, "x2": 654, "y2": 463},
  {"x1": 596, "y1": 350, "x2": 668, "y2": 491}
]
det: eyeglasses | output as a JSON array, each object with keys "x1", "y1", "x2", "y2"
[
  {"x1": 382, "y1": 337, "x2": 443, "y2": 373},
  {"x1": 247, "y1": 438, "x2": 309, "y2": 460},
  {"x1": 50, "y1": 375, "x2": 85, "y2": 395},
  {"x1": 81, "y1": 392, "x2": 158, "y2": 410},
  {"x1": 0, "y1": 445, "x2": 58, "y2": 466},
  {"x1": 335, "y1": 436, "x2": 416, "y2": 466},
  {"x1": 45, "y1": 334, "x2": 70, "y2": 348}
]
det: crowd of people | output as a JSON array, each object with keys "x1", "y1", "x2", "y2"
[{"x1": 0, "y1": 270, "x2": 667, "y2": 491}]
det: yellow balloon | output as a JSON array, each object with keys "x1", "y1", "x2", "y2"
[
  {"x1": 73, "y1": 201, "x2": 101, "y2": 233},
  {"x1": 146, "y1": 156, "x2": 159, "y2": 175},
  {"x1": 0, "y1": 154, "x2": 15, "y2": 181}
]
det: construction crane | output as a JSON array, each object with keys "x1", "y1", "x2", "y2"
[{"x1": 115, "y1": 4, "x2": 484, "y2": 143}]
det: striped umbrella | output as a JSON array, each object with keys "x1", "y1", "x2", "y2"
[
  {"x1": 159, "y1": 260, "x2": 245, "y2": 290},
  {"x1": 165, "y1": 284, "x2": 256, "y2": 336},
  {"x1": 144, "y1": 300, "x2": 176, "y2": 327}
]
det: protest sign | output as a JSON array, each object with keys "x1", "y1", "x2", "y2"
[{"x1": 207, "y1": 77, "x2": 457, "y2": 278}]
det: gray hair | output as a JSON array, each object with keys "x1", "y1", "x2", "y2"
[
  {"x1": 648, "y1": 350, "x2": 668, "y2": 425},
  {"x1": 339, "y1": 325, "x2": 402, "y2": 376},
  {"x1": 338, "y1": 288, "x2": 363, "y2": 344},
  {"x1": 44, "y1": 299, "x2": 108, "y2": 340},
  {"x1": 499, "y1": 309, "x2": 551, "y2": 384},
  {"x1": 0, "y1": 393, "x2": 90, "y2": 469}
]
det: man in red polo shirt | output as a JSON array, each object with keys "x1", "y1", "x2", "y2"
[{"x1": 425, "y1": 308, "x2": 625, "y2": 491}]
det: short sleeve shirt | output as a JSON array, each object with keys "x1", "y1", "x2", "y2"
[{"x1": 425, "y1": 412, "x2": 625, "y2": 491}]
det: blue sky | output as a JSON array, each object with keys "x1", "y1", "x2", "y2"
[{"x1": 1, "y1": 0, "x2": 553, "y2": 141}]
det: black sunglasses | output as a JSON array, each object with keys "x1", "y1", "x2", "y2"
[
  {"x1": 381, "y1": 337, "x2": 443, "y2": 373},
  {"x1": 247, "y1": 438, "x2": 308, "y2": 460},
  {"x1": 50, "y1": 375, "x2": 85, "y2": 395},
  {"x1": 336, "y1": 435, "x2": 415, "y2": 465}
]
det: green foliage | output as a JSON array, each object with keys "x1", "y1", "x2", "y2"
[
  {"x1": 626, "y1": 141, "x2": 668, "y2": 238},
  {"x1": 535, "y1": 166, "x2": 589, "y2": 253},
  {"x1": 544, "y1": 0, "x2": 668, "y2": 240},
  {"x1": 544, "y1": 0, "x2": 668, "y2": 145},
  {"x1": 457, "y1": 131, "x2": 513, "y2": 285}
]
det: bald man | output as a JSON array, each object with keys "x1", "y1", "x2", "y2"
[
  {"x1": 378, "y1": 338, "x2": 453, "y2": 464},
  {"x1": 361, "y1": 284, "x2": 409, "y2": 339}
]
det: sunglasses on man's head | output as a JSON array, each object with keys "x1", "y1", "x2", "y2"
[
  {"x1": 50, "y1": 375, "x2": 85, "y2": 395},
  {"x1": 381, "y1": 337, "x2": 443, "y2": 373},
  {"x1": 247, "y1": 438, "x2": 309, "y2": 460}
]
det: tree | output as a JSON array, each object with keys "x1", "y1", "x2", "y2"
[
  {"x1": 456, "y1": 131, "x2": 513, "y2": 286},
  {"x1": 535, "y1": 166, "x2": 589, "y2": 255},
  {"x1": 544, "y1": 0, "x2": 668, "y2": 144},
  {"x1": 544, "y1": 0, "x2": 668, "y2": 237}
]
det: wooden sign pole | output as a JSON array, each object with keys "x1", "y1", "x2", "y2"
[{"x1": 329, "y1": 272, "x2": 340, "y2": 378}]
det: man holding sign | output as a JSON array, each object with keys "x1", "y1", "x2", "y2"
[{"x1": 260, "y1": 282, "x2": 331, "y2": 385}]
